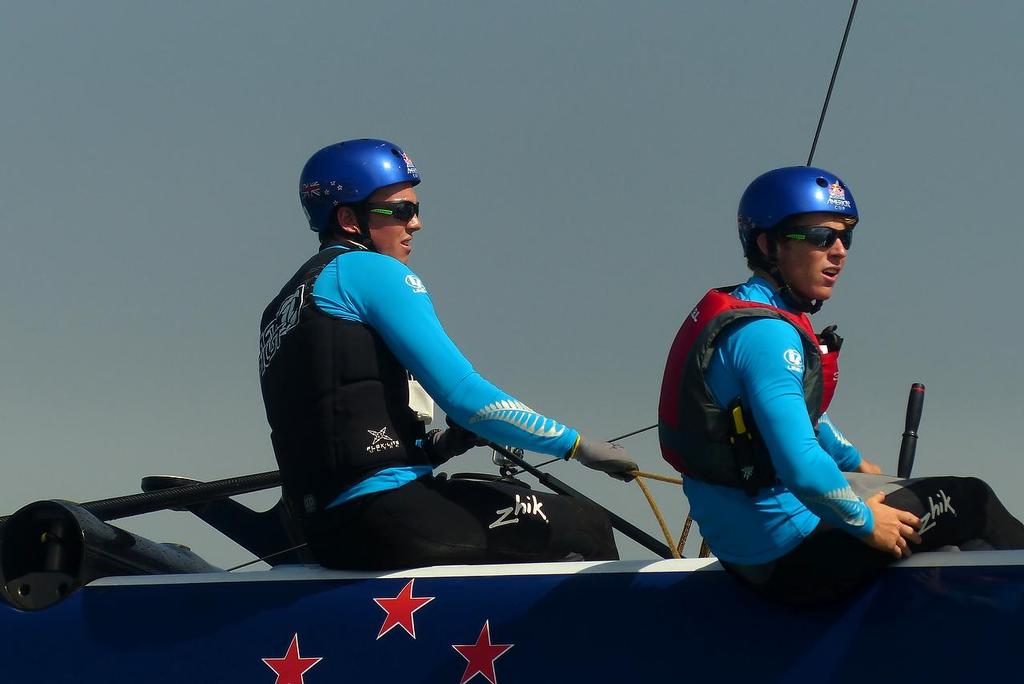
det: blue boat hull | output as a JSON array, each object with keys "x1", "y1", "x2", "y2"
[{"x1": 2, "y1": 552, "x2": 1021, "y2": 682}]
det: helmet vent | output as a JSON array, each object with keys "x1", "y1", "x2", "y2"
[{"x1": 815, "y1": 177, "x2": 828, "y2": 187}]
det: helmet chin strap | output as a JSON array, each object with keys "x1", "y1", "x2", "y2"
[
  {"x1": 770, "y1": 266, "x2": 823, "y2": 314},
  {"x1": 332, "y1": 205, "x2": 375, "y2": 251},
  {"x1": 756, "y1": 234, "x2": 823, "y2": 314},
  {"x1": 320, "y1": 206, "x2": 373, "y2": 253},
  {"x1": 354, "y1": 209, "x2": 376, "y2": 250}
]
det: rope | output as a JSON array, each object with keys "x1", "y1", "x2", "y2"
[
  {"x1": 633, "y1": 476, "x2": 680, "y2": 559},
  {"x1": 628, "y1": 468, "x2": 700, "y2": 560},
  {"x1": 632, "y1": 470, "x2": 683, "y2": 485},
  {"x1": 678, "y1": 515, "x2": 694, "y2": 557},
  {"x1": 627, "y1": 468, "x2": 714, "y2": 559}
]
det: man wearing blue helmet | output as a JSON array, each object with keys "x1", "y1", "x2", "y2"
[
  {"x1": 259, "y1": 139, "x2": 635, "y2": 569},
  {"x1": 658, "y1": 166, "x2": 1024, "y2": 604}
]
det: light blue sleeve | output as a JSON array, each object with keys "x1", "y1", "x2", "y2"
[
  {"x1": 817, "y1": 412, "x2": 863, "y2": 471},
  {"x1": 723, "y1": 319, "x2": 873, "y2": 537},
  {"x1": 317, "y1": 251, "x2": 579, "y2": 458}
]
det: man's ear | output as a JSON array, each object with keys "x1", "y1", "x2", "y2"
[
  {"x1": 336, "y1": 206, "x2": 362, "y2": 236},
  {"x1": 756, "y1": 232, "x2": 775, "y2": 261}
]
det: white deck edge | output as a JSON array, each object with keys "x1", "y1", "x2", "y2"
[{"x1": 90, "y1": 549, "x2": 1024, "y2": 588}]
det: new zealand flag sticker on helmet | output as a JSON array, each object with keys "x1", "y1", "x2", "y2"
[
  {"x1": 300, "y1": 182, "x2": 321, "y2": 199},
  {"x1": 827, "y1": 181, "x2": 851, "y2": 210}
]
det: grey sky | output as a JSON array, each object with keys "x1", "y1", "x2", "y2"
[{"x1": 2, "y1": 2, "x2": 1023, "y2": 567}]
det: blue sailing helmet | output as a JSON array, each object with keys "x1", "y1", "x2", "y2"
[
  {"x1": 737, "y1": 166, "x2": 858, "y2": 257},
  {"x1": 299, "y1": 139, "x2": 421, "y2": 232}
]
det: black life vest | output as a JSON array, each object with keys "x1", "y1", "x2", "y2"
[
  {"x1": 259, "y1": 244, "x2": 429, "y2": 518},
  {"x1": 658, "y1": 286, "x2": 841, "y2": 491}
]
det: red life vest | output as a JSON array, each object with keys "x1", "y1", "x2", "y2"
[{"x1": 658, "y1": 286, "x2": 841, "y2": 491}]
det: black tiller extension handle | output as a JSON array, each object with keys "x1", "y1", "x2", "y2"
[{"x1": 896, "y1": 383, "x2": 925, "y2": 478}]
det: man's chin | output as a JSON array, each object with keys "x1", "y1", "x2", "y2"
[
  {"x1": 794, "y1": 285, "x2": 833, "y2": 302},
  {"x1": 811, "y1": 287, "x2": 833, "y2": 302}
]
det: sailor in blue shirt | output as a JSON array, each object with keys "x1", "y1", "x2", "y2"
[
  {"x1": 660, "y1": 166, "x2": 1024, "y2": 605},
  {"x1": 260, "y1": 139, "x2": 636, "y2": 569},
  {"x1": 687, "y1": 275, "x2": 878, "y2": 566}
]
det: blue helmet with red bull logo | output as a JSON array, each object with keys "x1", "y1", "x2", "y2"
[
  {"x1": 737, "y1": 166, "x2": 858, "y2": 258},
  {"x1": 299, "y1": 139, "x2": 421, "y2": 233}
]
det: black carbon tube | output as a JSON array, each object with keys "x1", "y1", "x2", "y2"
[{"x1": 896, "y1": 383, "x2": 926, "y2": 478}]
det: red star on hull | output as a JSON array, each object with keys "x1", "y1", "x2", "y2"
[
  {"x1": 262, "y1": 633, "x2": 322, "y2": 684},
  {"x1": 452, "y1": 620, "x2": 514, "y2": 684},
  {"x1": 374, "y1": 578, "x2": 436, "y2": 639}
]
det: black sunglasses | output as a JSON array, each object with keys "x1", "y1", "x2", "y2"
[
  {"x1": 782, "y1": 225, "x2": 853, "y2": 250},
  {"x1": 364, "y1": 200, "x2": 420, "y2": 222}
]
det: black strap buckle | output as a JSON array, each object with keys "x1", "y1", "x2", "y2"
[{"x1": 818, "y1": 324, "x2": 843, "y2": 352}]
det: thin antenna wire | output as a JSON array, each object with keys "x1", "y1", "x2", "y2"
[
  {"x1": 807, "y1": 0, "x2": 859, "y2": 166},
  {"x1": 496, "y1": 424, "x2": 659, "y2": 476},
  {"x1": 609, "y1": 424, "x2": 657, "y2": 443},
  {"x1": 226, "y1": 542, "x2": 308, "y2": 572}
]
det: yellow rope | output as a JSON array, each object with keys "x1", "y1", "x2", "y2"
[
  {"x1": 678, "y1": 515, "x2": 694, "y2": 557},
  {"x1": 633, "y1": 476, "x2": 681, "y2": 559},
  {"x1": 632, "y1": 470, "x2": 683, "y2": 485},
  {"x1": 628, "y1": 469, "x2": 710, "y2": 559}
]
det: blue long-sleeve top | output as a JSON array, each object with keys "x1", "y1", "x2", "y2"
[
  {"x1": 684, "y1": 276, "x2": 873, "y2": 564},
  {"x1": 311, "y1": 248, "x2": 579, "y2": 506}
]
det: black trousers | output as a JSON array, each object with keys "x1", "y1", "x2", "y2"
[
  {"x1": 724, "y1": 475, "x2": 1024, "y2": 607},
  {"x1": 303, "y1": 474, "x2": 619, "y2": 570}
]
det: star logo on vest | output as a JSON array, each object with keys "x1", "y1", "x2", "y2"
[{"x1": 367, "y1": 427, "x2": 401, "y2": 453}]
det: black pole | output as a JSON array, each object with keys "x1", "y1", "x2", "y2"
[
  {"x1": 807, "y1": 0, "x2": 859, "y2": 166},
  {"x1": 896, "y1": 383, "x2": 926, "y2": 478},
  {"x1": 2, "y1": 449, "x2": 675, "y2": 559},
  {"x1": 0, "y1": 471, "x2": 283, "y2": 528},
  {"x1": 489, "y1": 443, "x2": 674, "y2": 559}
]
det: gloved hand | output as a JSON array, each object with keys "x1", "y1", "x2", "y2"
[
  {"x1": 569, "y1": 437, "x2": 638, "y2": 481},
  {"x1": 423, "y1": 419, "x2": 488, "y2": 467}
]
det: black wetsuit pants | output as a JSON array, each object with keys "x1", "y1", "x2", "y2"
[
  {"x1": 303, "y1": 474, "x2": 619, "y2": 570},
  {"x1": 725, "y1": 475, "x2": 1024, "y2": 606}
]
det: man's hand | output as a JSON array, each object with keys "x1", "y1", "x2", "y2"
[
  {"x1": 423, "y1": 421, "x2": 487, "y2": 467},
  {"x1": 856, "y1": 458, "x2": 883, "y2": 475},
  {"x1": 570, "y1": 438, "x2": 638, "y2": 481},
  {"x1": 862, "y1": 491, "x2": 922, "y2": 559}
]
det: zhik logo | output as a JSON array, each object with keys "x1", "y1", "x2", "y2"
[
  {"x1": 489, "y1": 494, "x2": 550, "y2": 529},
  {"x1": 919, "y1": 489, "x2": 957, "y2": 535}
]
